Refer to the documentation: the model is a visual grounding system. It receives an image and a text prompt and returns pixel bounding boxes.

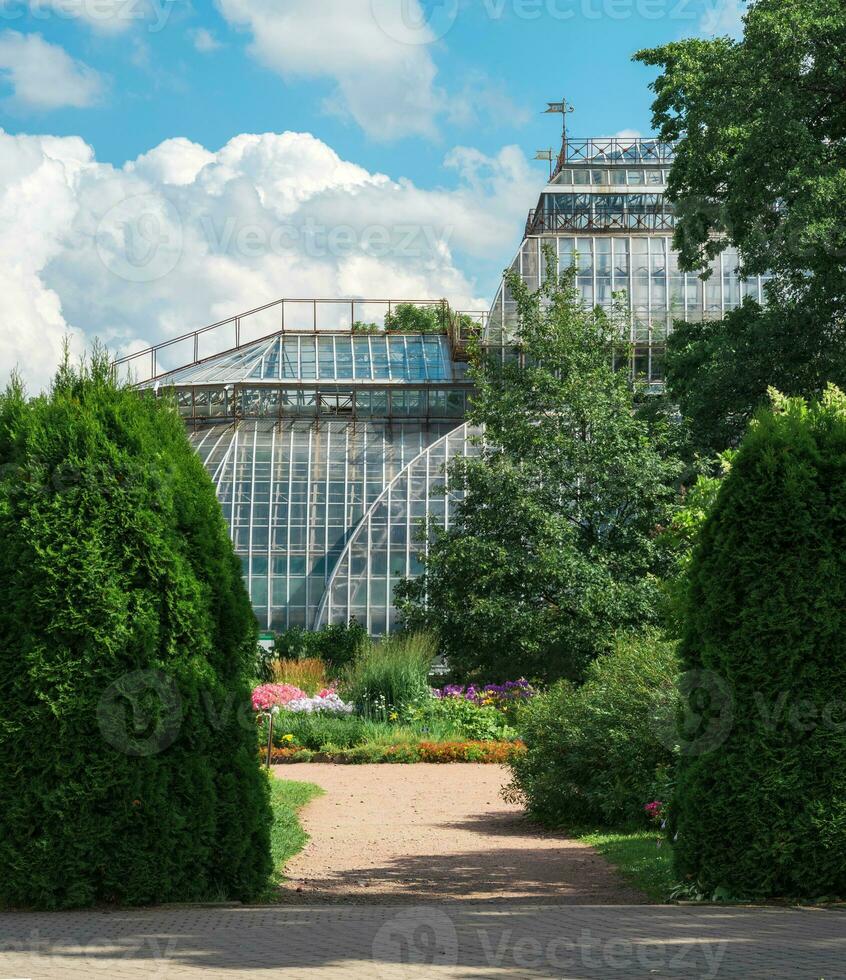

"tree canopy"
[397,259,679,683]
[636,0,846,453]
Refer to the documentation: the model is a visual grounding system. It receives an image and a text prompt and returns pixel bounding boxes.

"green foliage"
[272,620,367,673]
[384,303,446,334]
[0,353,272,909]
[398,260,680,683]
[402,696,517,742]
[665,300,846,456]
[673,386,846,899]
[506,632,680,828]
[351,320,381,334]
[339,632,436,718]
[636,0,846,453]
[267,705,514,752]
[659,452,734,636]
[273,713,377,750]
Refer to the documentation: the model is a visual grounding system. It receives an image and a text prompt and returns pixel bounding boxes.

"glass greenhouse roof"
[153,332,457,386]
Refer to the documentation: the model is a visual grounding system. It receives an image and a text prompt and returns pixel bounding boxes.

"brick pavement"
[1,902,844,979]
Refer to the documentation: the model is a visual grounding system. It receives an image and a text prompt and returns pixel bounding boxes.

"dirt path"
[273,763,647,904]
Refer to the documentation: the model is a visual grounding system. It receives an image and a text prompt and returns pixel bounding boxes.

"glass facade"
[139,315,475,631]
[315,424,480,633]
[487,137,770,385]
[189,417,471,630]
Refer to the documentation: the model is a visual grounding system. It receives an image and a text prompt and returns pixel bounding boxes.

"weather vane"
[535,99,575,180]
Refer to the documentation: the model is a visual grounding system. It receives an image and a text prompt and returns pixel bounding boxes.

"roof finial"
[544,98,575,148]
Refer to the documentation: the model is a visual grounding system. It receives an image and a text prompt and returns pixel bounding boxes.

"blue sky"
[0,0,743,387]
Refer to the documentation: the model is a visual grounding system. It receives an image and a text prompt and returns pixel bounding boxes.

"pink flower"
[251,684,308,712]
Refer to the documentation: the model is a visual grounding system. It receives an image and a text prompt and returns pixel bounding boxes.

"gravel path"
[274,763,647,904]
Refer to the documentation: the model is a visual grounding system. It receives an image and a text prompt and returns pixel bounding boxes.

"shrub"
[384,303,446,334]
[0,356,272,909]
[270,657,330,694]
[506,632,679,828]
[272,621,367,674]
[673,388,846,899]
[404,696,517,742]
[340,633,436,718]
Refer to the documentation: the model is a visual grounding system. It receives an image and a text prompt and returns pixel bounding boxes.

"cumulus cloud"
[0,131,90,385]
[0,31,104,109]
[0,128,537,391]
[215,0,447,140]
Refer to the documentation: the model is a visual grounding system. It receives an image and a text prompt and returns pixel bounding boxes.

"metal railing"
[446,309,487,361]
[553,138,676,178]
[112,297,451,386]
[526,208,677,236]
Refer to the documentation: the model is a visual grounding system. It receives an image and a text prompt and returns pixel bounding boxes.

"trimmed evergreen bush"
[673,387,846,899]
[0,355,272,909]
[506,632,679,827]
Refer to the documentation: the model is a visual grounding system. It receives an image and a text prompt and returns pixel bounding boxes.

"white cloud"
[0,131,90,385]
[215,0,445,140]
[0,31,104,109]
[0,128,538,392]
[188,27,223,53]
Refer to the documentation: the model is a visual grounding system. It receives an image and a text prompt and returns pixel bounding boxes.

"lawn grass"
[267,777,324,888]
[581,830,677,902]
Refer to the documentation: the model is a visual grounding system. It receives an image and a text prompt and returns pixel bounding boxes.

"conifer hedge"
[0,356,272,908]
[673,386,846,899]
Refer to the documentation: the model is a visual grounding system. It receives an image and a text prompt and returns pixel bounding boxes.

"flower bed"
[253,684,353,715]
[265,739,526,765]
[433,679,535,715]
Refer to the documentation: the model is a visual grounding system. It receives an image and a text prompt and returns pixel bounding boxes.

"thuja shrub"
[506,632,679,828]
[0,356,272,909]
[673,387,846,899]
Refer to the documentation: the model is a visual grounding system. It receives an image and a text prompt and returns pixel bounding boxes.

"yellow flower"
[389,711,399,721]
[282,734,295,742]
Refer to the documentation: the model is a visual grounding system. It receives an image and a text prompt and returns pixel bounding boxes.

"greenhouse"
[120,133,769,633]
[487,136,771,386]
[121,299,480,633]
